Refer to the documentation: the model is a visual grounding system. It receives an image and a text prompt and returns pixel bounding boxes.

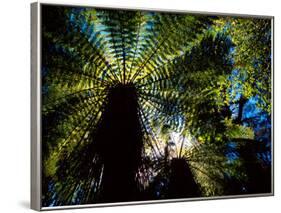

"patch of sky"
[226,141,239,163]
[227,68,271,163]
[69,13,75,23]
[68,9,99,44]
[81,21,88,33]
[228,69,246,118]
[242,97,262,120]
[242,96,271,128]
[226,152,239,164]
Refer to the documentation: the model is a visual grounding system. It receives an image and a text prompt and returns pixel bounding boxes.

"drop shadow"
[19,200,30,209]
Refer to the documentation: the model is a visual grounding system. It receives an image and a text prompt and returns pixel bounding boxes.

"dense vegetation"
[41,5,272,206]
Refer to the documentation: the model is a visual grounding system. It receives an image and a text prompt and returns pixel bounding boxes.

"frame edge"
[31,2,41,211]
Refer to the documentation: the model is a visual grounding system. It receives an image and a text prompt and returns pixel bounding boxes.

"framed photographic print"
[31,1,274,211]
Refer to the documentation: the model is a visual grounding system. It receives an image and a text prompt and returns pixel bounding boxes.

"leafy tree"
[41,5,272,206]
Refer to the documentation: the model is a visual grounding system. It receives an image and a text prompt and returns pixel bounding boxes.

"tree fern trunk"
[94,83,143,202]
[168,158,200,198]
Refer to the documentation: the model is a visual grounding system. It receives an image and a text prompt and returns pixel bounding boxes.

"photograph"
[39,4,272,208]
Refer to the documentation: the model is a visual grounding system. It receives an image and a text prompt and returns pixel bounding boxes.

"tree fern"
[41,5,272,206]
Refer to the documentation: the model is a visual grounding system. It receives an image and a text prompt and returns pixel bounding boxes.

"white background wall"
[0,0,279,212]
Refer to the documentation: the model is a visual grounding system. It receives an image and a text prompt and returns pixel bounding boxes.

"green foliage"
[214,17,272,113]
[41,5,272,206]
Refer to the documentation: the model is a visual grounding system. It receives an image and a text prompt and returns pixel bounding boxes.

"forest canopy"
[41,5,272,207]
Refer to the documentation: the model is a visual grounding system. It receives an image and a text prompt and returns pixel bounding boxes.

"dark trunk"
[236,139,272,194]
[94,83,143,202]
[235,96,247,124]
[168,158,200,198]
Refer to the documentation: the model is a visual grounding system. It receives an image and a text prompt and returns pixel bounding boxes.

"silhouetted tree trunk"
[94,83,143,202]
[235,96,248,124]
[168,158,200,198]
